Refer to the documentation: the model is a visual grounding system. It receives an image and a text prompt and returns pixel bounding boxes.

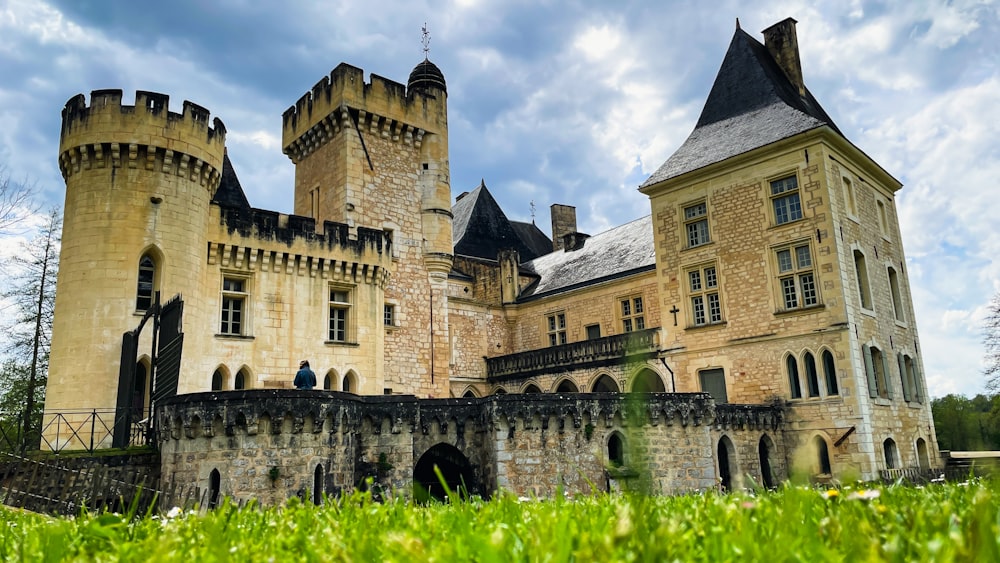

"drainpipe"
[659,357,676,392]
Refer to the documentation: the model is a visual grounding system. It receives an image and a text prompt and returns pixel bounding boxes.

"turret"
[279,58,452,397]
[48,90,226,422]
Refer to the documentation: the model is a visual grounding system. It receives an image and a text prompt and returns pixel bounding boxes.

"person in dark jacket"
[294,360,317,390]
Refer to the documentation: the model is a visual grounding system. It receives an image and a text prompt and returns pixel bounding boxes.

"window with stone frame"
[854,249,873,311]
[774,242,818,311]
[887,266,905,322]
[220,275,250,335]
[586,324,601,340]
[547,312,567,346]
[136,254,156,311]
[688,263,723,326]
[384,303,396,327]
[843,176,858,217]
[620,296,645,333]
[770,174,802,225]
[328,286,353,343]
[863,344,892,400]
[683,201,710,248]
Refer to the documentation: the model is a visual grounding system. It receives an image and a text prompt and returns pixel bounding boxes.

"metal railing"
[486,328,660,381]
[0,409,152,454]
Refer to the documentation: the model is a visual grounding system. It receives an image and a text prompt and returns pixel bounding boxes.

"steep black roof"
[212,152,252,209]
[452,181,548,261]
[510,221,553,258]
[641,27,842,187]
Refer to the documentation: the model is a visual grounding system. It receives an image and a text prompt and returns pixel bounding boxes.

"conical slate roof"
[641,27,841,187]
[212,152,251,209]
[452,181,549,261]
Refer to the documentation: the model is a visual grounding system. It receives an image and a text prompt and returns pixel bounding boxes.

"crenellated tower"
[48,90,226,417]
[281,59,452,397]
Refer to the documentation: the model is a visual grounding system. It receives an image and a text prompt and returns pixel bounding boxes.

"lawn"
[1,480,998,561]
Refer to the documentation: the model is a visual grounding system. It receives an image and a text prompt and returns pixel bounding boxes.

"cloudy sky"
[0,0,997,398]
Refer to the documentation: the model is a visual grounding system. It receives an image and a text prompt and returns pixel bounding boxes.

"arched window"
[897,353,912,402]
[814,436,831,475]
[523,384,542,394]
[804,353,820,397]
[631,368,665,393]
[853,249,872,310]
[787,355,802,399]
[883,438,899,470]
[313,464,324,505]
[822,351,838,395]
[493,387,507,395]
[323,370,336,391]
[717,436,737,492]
[916,438,930,471]
[136,254,156,311]
[234,369,248,390]
[462,389,478,398]
[759,435,776,489]
[555,379,579,393]
[208,468,221,510]
[591,374,619,393]
[211,369,224,391]
[342,371,357,393]
[132,361,148,419]
[608,433,625,466]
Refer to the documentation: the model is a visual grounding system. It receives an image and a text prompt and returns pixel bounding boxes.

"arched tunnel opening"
[413,443,476,502]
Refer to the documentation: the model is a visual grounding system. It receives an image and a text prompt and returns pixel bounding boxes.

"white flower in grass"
[166,506,183,519]
[846,489,881,501]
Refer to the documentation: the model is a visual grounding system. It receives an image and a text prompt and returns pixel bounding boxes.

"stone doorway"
[413,443,476,502]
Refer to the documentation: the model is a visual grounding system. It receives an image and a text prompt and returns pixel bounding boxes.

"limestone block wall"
[178,207,393,395]
[509,273,660,354]
[49,90,225,415]
[157,390,785,503]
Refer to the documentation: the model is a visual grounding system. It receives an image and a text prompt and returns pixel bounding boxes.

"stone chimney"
[762,18,805,96]
[550,204,577,252]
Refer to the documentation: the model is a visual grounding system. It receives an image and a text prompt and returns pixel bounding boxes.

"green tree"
[932,393,1000,451]
[0,208,60,450]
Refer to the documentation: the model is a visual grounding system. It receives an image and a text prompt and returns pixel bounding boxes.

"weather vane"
[530,200,536,223]
[421,23,431,60]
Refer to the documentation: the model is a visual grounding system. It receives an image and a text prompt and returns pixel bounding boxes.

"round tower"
[47,90,226,419]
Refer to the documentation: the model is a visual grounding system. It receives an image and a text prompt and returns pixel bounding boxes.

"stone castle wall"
[157,391,784,502]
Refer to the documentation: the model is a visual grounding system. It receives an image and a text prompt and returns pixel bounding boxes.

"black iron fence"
[0,409,152,455]
[486,328,661,381]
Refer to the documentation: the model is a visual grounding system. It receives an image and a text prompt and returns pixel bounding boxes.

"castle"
[44,18,939,501]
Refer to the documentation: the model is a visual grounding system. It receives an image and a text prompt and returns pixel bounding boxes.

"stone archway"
[631,368,665,393]
[413,443,476,502]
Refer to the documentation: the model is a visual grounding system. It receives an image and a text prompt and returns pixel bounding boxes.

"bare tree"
[1,208,60,447]
[0,164,38,235]
[985,292,1000,392]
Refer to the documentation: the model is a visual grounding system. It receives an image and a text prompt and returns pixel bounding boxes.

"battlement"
[281,63,445,162]
[156,390,734,443]
[58,90,227,184]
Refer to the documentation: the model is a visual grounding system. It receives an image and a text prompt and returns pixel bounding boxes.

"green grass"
[2,480,999,562]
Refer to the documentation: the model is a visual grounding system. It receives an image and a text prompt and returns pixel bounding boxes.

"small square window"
[329,286,353,342]
[683,202,710,248]
[547,312,567,346]
[770,175,802,225]
[621,296,645,333]
[586,324,601,340]
[774,243,819,311]
[687,264,723,326]
[220,275,250,335]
